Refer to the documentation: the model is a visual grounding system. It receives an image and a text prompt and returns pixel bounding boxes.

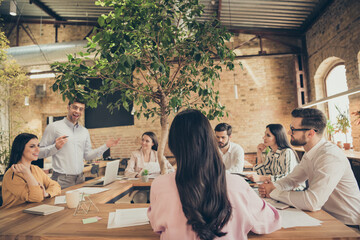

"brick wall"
[6,19,309,158]
[306,0,360,150]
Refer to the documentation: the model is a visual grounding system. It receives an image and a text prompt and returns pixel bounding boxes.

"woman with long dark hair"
[125,132,173,178]
[247,124,300,183]
[148,109,280,239]
[1,133,61,209]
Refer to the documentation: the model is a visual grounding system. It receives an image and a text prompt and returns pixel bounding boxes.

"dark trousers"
[51,171,85,189]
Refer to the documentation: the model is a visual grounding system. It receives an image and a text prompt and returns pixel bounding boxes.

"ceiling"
[0,0,333,36]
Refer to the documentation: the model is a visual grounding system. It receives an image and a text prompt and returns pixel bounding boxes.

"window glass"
[325,65,352,146]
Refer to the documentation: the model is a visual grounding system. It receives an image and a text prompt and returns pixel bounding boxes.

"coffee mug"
[66,190,80,208]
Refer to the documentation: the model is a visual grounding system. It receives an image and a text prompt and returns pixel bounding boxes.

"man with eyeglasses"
[259,108,360,228]
[39,99,120,189]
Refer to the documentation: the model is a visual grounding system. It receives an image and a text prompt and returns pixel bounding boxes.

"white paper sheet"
[107,208,149,229]
[54,195,66,205]
[264,198,290,210]
[75,187,109,195]
[278,208,322,228]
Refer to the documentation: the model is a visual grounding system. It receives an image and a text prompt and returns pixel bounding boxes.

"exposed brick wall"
[6,17,319,158]
[306,0,360,150]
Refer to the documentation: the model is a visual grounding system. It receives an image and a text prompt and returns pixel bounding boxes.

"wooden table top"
[1,178,359,240]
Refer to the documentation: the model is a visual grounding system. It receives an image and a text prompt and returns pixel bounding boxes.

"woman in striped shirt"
[247,124,299,183]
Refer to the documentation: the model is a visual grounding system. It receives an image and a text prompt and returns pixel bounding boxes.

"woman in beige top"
[125,132,174,178]
[1,133,61,209]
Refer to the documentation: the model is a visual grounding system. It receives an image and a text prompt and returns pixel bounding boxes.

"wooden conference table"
[0,178,359,240]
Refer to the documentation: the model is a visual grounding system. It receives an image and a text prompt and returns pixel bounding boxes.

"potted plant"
[326,120,335,142]
[335,106,351,150]
[141,169,149,183]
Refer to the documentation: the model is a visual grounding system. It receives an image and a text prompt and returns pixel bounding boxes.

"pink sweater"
[148,173,281,240]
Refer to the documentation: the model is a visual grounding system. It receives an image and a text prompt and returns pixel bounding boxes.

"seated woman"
[1,133,61,209]
[247,124,300,183]
[148,109,280,239]
[124,131,174,178]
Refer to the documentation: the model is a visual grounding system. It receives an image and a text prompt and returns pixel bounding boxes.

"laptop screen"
[103,160,120,185]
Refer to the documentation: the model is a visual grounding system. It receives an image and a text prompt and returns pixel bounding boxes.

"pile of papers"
[107,208,149,229]
[278,208,322,228]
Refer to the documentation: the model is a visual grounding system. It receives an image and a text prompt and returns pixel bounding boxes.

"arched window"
[325,64,352,146]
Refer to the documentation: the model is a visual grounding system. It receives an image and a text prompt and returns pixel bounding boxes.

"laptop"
[84,160,120,187]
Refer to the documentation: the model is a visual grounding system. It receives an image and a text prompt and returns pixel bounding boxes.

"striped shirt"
[253,148,299,182]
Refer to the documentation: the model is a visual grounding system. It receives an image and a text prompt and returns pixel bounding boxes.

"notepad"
[23,204,64,215]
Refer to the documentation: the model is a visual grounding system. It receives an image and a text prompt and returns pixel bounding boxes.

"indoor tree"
[51,0,237,173]
[0,28,30,173]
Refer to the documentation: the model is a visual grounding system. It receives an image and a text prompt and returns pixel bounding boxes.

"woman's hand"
[40,184,49,198]
[247,174,261,182]
[11,163,39,186]
[11,163,31,175]
[257,143,267,153]
[247,174,270,182]
[135,168,143,178]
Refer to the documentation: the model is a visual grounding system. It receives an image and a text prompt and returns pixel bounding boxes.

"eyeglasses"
[290,126,318,134]
[70,104,85,112]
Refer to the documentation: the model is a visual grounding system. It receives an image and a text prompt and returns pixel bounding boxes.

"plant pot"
[141,175,149,182]
[343,143,351,150]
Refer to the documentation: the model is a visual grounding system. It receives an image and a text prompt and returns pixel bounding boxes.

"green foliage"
[141,169,149,176]
[335,105,351,143]
[326,120,335,142]
[0,28,30,173]
[51,0,236,121]
[264,146,271,155]
[0,131,10,174]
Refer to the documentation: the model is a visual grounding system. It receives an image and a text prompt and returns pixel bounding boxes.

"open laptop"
[84,160,120,187]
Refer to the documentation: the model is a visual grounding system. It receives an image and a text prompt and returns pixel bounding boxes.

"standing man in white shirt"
[214,123,245,173]
[259,108,360,227]
[39,99,120,189]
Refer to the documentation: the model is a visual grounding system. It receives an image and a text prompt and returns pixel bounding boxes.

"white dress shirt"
[270,138,360,225]
[39,118,108,175]
[220,142,245,174]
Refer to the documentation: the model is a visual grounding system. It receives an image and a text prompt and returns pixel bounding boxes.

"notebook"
[23,204,64,215]
[84,160,120,187]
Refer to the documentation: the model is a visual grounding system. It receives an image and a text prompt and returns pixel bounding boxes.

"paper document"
[264,198,290,210]
[278,208,322,228]
[107,208,149,229]
[75,187,109,195]
[54,195,66,205]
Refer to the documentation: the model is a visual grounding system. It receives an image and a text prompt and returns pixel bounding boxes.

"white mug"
[66,191,80,208]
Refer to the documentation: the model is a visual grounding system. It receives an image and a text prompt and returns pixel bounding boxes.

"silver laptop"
[84,160,120,187]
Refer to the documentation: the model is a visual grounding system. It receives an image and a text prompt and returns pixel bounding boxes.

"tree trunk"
[158,94,169,175]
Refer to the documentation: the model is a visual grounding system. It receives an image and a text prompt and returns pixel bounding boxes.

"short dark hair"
[68,98,85,106]
[142,132,158,151]
[291,108,327,135]
[6,133,38,172]
[214,123,232,136]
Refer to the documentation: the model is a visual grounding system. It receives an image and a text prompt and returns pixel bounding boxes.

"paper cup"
[66,191,80,208]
